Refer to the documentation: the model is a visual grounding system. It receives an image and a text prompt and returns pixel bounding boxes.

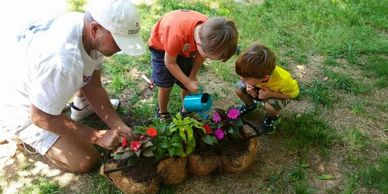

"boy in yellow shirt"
[235,43,299,134]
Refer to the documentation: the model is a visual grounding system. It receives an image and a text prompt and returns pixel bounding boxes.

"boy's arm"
[165,53,198,92]
[188,54,205,80]
[259,86,293,100]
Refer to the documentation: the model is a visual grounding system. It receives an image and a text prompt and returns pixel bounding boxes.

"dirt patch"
[289,55,326,85]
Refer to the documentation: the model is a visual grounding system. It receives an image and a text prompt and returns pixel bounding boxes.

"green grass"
[341,128,368,165]
[303,80,336,107]
[278,111,337,152]
[360,55,388,88]
[89,173,122,194]
[361,156,388,193]
[21,179,64,194]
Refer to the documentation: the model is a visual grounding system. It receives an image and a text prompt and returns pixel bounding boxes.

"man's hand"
[258,86,273,100]
[94,129,123,150]
[246,83,258,98]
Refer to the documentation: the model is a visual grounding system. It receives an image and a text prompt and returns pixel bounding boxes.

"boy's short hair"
[199,17,238,62]
[235,43,276,79]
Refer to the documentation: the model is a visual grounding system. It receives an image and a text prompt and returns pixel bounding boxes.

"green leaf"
[127,158,136,166]
[202,135,214,145]
[227,127,234,134]
[143,141,153,148]
[318,174,336,180]
[179,128,187,143]
[142,149,154,157]
[114,151,134,160]
[135,150,141,157]
[160,142,169,149]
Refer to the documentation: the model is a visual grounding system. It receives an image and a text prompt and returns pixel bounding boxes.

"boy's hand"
[258,86,273,99]
[185,80,199,92]
[246,84,258,98]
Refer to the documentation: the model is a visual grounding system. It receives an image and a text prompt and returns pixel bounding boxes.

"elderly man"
[0,0,145,173]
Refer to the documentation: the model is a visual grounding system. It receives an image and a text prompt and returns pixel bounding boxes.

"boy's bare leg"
[235,88,255,106]
[158,87,172,113]
[45,137,100,173]
[264,102,279,116]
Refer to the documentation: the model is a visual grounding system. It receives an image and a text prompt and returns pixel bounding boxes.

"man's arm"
[31,105,119,150]
[80,69,132,135]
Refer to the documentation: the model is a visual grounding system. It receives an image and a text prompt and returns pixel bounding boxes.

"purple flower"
[213,112,222,123]
[227,108,240,120]
[214,128,225,140]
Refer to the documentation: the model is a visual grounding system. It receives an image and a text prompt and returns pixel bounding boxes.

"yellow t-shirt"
[255,66,299,98]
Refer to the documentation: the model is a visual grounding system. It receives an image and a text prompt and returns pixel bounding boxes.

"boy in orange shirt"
[148,10,238,120]
[235,43,299,134]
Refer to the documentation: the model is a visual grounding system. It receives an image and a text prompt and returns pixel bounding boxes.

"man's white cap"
[86,0,146,56]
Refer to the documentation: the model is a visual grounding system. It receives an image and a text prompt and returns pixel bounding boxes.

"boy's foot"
[238,102,257,116]
[156,108,172,122]
[260,114,278,135]
[179,109,192,118]
[70,99,120,121]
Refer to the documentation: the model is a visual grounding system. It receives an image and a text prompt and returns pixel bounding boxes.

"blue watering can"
[183,86,212,118]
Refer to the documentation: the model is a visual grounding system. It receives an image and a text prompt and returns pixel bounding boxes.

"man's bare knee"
[46,137,101,173]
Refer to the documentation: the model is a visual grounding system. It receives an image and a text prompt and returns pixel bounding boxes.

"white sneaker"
[70,99,120,121]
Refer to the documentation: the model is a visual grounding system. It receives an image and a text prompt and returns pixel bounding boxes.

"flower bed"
[102,107,260,193]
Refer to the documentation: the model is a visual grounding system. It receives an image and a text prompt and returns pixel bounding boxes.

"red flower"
[121,137,128,147]
[203,124,212,134]
[146,128,158,137]
[130,140,141,151]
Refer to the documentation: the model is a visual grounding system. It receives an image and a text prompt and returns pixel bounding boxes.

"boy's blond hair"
[199,17,238,62]
[235,43,276,79]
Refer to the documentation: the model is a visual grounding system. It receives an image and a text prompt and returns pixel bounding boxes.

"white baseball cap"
[86,0,146,56]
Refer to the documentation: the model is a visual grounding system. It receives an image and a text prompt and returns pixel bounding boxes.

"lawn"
[1,0,387,193]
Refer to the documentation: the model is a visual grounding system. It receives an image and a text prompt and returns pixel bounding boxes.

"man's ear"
[89,22,99,38]
[264,75,271,81]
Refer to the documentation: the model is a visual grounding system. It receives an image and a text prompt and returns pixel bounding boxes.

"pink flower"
[214,128,225,140]
[130,140,141,151]
[227,108,240,120]
[213,112,222,123]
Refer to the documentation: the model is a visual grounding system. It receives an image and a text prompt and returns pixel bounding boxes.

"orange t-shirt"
[148,10,208,58]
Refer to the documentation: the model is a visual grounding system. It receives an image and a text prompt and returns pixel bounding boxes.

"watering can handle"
[191,85,203,94]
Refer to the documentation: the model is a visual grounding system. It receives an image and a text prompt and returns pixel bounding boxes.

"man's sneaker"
[238,102,257,116]
[70,99,120,121]
[260,114,278,135]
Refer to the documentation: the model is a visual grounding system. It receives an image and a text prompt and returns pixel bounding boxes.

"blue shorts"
[150,47,194,89]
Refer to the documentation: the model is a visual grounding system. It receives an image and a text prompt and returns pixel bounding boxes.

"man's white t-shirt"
[1,12,104,132]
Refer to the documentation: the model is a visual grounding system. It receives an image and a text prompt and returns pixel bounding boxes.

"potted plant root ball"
[102,157,159,194]
[101,132,161,194]
[204,108,261,173]
[157,157,188,184]
[220,134,260,173]
[188,150,220,176]
[188,124,221,176]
